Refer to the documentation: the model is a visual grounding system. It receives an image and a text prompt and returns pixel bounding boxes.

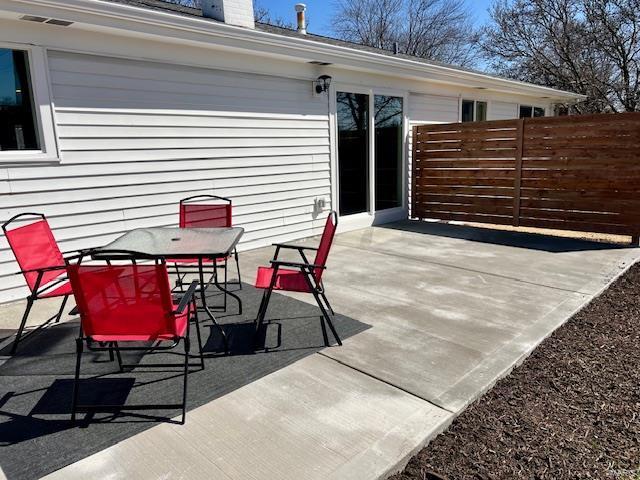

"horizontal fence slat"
[412,112,640,238]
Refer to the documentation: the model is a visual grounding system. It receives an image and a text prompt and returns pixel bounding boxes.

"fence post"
[411,125,419,220]
[513,118,525,227]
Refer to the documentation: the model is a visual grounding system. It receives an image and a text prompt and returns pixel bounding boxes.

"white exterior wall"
[492,101,519,120]
[0,51,330,302]
[408,93,460,124]
[0,11,562,304]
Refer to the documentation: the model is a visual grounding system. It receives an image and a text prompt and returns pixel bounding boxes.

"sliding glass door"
[374,95,403,210]
[336,90,405,218]
[336,91,370,216]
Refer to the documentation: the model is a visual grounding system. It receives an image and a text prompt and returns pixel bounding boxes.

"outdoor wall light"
[314,75,332,94]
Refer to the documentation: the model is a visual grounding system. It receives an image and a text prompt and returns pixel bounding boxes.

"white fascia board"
[3,0,586,101]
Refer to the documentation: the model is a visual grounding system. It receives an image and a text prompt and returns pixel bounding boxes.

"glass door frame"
[329,83,409,226]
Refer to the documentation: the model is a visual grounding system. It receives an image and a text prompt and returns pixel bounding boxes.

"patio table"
[95,227,244,353]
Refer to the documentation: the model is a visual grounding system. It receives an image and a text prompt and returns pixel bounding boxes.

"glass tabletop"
[97,227,244,259]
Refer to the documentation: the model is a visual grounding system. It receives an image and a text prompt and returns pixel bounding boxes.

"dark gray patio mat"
[0,285,369,480]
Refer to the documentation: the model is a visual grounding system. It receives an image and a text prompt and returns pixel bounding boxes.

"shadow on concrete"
[382,220,631,253]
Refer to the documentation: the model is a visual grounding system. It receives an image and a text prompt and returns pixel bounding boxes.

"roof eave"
[6,0,586,101]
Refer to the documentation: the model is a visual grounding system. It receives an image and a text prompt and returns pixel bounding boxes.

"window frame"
[460,99,488,122]
[0,43,58,164]
[519,104,546,118]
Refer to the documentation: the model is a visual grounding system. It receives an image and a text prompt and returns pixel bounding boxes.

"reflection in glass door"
[374,95,403,210]
[337,91,369,216]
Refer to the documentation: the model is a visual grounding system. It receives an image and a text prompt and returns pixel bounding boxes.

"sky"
[259,0,494,34]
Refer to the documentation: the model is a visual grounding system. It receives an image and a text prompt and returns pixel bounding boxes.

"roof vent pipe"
[295,3,307,34]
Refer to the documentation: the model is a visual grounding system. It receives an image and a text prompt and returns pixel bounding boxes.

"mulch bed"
[392,263,640,480]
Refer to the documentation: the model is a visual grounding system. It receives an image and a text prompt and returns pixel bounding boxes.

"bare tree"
[482,0,640,113]
[332,0,480,67]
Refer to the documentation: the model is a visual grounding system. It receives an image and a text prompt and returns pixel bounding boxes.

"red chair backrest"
[67,263,178,339]
[313,211,338,280]
[179,196,232,228]
[4,216,65,292]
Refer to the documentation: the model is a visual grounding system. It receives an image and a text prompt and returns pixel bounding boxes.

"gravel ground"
[391,262,640,480]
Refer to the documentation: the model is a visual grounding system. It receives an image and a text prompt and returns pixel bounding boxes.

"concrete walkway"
[4,221,637,480]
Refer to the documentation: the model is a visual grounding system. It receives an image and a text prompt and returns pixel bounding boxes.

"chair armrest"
[62,248,91,255]
[269,260,326,270]
[174,280,199,314]
[272,242,319,251]
[16,265,66,275]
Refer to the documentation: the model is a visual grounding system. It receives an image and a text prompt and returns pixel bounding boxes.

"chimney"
[295,3,307,34]
[201,0,255,29]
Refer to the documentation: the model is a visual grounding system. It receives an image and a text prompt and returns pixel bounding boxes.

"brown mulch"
[391,263,640,480]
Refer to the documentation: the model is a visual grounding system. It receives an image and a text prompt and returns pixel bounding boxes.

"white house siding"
[0,51,331,303]
[406,92,459,216]
[408,93,460,125]
[491,101,519,120]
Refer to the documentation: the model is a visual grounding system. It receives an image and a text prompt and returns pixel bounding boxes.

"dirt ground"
[391,263,640,480]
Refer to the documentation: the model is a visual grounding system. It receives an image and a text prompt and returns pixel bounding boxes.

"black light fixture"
[314,75,332,94]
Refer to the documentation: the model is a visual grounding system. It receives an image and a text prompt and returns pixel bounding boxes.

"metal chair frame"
[68,252,205,425]
[1,212,78,354]
[173,195,242,311]
[254,211,341,347]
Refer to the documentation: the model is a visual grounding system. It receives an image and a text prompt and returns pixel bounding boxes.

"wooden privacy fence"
[412,112,640,241]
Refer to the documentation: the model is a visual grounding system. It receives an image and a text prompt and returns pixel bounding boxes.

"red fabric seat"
[67,259,204,424]
[2,213,74,354]
[92,310,188,342]
[68,264,185,342]
[5,218,67,294]
[253,212,342,347]
[172,194,242,296]
[255,266,312,293]
[39,278,73,298]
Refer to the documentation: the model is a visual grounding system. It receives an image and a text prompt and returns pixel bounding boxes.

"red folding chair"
[172,195,242,304]
[2,213,74,354]
[254,211,342,347]
[66,254,204,424]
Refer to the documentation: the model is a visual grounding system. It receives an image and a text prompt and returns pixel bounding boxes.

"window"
[520,105,546,118]
[461,100,487,122]
[0,49,39,151]
[374,95,403,211]
[0,45,57,162]
[337,91,370,216]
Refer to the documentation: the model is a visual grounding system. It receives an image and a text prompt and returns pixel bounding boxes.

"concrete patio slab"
[2,220,638,480]
[336,221,638,295]
[41,355,452,480]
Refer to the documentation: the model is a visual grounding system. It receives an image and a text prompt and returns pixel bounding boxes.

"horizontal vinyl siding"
[408,93,459,124]
[0,51,331,303]
[491,101,518,120]
[407,93,459,217]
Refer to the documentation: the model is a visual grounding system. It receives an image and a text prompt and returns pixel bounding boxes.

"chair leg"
[311,290,342,347]
[193,301,205,369]
[71,338,83,422]
[223,260,228,311]
[255,287,274,331]
[234,249,242,290]
[174,265,186,293]
[10,296,35,355]
[113,342,124,372]
[181,337,190,425]
[319,290,335,316]
[55,295,69,323]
